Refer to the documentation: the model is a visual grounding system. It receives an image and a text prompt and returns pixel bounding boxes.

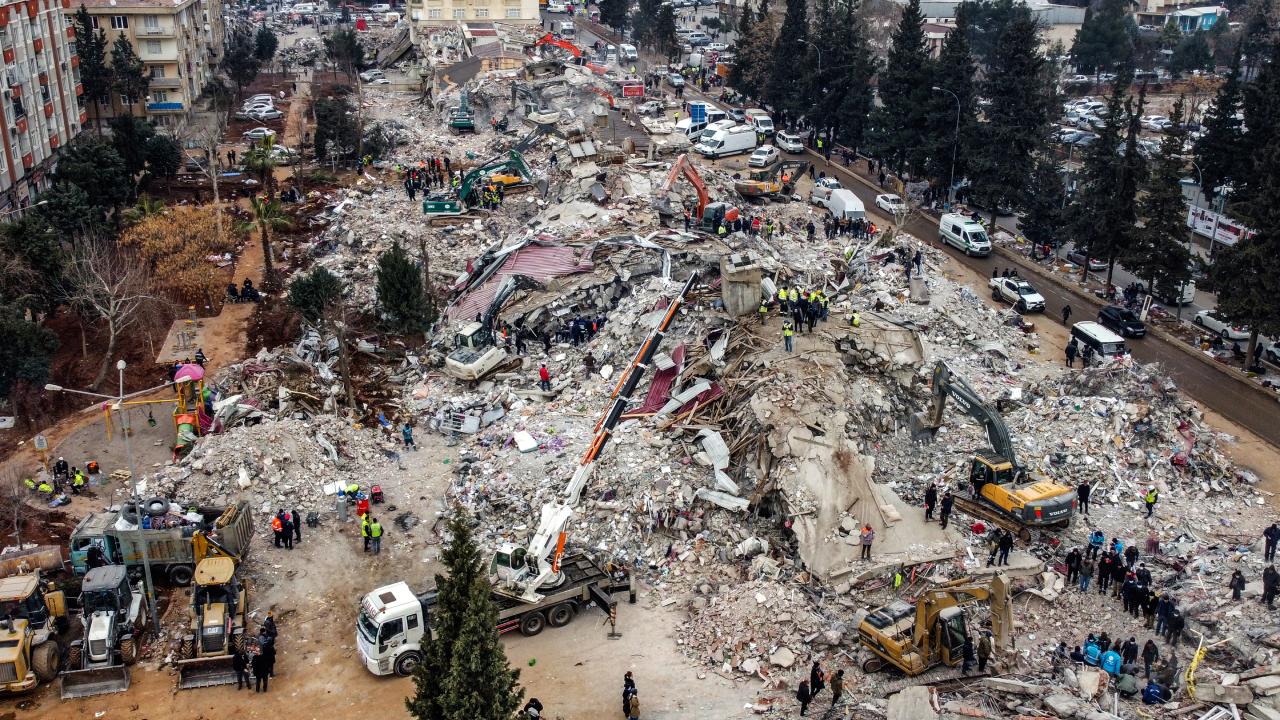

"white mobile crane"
[357,274,700,676]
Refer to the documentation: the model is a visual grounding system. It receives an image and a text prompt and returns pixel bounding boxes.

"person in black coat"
[924,483,938,521]
[292,509,303,542]
[232,648,250,690]
[1231,569,1246,600]
[251,649,270,692]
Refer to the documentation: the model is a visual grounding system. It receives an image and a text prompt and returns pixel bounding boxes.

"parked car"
[775,131,804,154]
[245,93,275,104]
[705,42,728,52]
[1065,249,1106,271]
[636,100,663,116]
[747,145,779,168]
[251,107,285,121]
[1194,309,1249,340]
[1072,131,1100,146]
[1140,115,1173,132]
[875,193,908,215]
[367,78,391,85]
[989,276,1046,312]
[236,103,274,119]
[242,127,277,141]
[726,107,746,123]
[667,73,685,88]
[546,0,566,10]
[1098,305,1146,338]
[359,69,385,82]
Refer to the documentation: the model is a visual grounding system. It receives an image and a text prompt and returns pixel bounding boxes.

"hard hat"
[1148,486,1155,491]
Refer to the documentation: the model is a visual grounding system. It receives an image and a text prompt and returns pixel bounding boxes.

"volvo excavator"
[859,574,1012,676]
[734,159,809,200]
[911,362,1075,539]
[655,154,740,232]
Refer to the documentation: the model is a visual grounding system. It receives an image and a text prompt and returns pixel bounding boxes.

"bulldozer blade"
[175,656,239,690]
[909,412,940,443]
[59,666,131,699]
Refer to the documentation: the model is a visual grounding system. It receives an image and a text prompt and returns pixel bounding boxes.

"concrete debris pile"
[278,36,324,68]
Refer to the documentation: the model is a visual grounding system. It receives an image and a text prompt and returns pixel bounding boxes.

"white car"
[705,42,728,52]
[236,103,274,119]
[249,108,284,121]
[747,145,779,168]
[667,73,685,88]
[1194,310,1249,340]
[775,131,804,154]
[636,100,663,116]
[875,193,908,215]
[242,127,277,141]
[546,1,566,10]
[246,93,275,104]
[359,69,385,82]
[367,78,391,85]
[1140,115,1172,132]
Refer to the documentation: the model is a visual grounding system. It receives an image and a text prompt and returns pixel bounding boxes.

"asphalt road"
[802,153,1280,449]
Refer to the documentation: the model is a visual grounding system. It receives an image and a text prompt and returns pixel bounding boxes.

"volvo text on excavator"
[910,362,1075,538]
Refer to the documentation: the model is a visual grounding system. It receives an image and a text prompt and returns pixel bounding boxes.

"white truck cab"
[356,582,432,677]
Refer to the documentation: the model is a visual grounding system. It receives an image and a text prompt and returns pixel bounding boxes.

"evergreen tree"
[924,17,978,193]
[968,9,1052,226]
[288,267,344,322]
[73,5,111,136]
[376,242,434,335]
[1240,0,1272,79]
[223,31,261,98]
[806,0,877,150]
[632,0,660,48]
[1069,0,1134,76]
[1069,70,1131,278]
[0,303,58,398]
[36,183,101,239]
[407,510,523,720]
[756,0,770,22]
[1168,33,1213,77]
[108,116,155,176]
[1241,42,1280,177]
[145,134,183,178]
[55,137,132,216]
[1193,44,1245,201]
[1020,159,1068,251]
[598,0,628,30]
[955,0,1025,68]
[654,4,680,59]
[0,216,64,312]
[765,0,808,118]
[1126,96,1192,301]
[110,35,148,114]
[325,28,365,76]
[869,0,932,175]
[254,24,279,65]
[732,13,776,101]
[315,96,359,162]
[1100,82,1148,285]
[727,5,754,91]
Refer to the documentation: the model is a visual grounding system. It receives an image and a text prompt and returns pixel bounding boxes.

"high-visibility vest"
[1145,490,1158,503]
[271,517,283,533]
[370,522,383,538]
[788,289,798,302]
[852,312,861,327]
[347,483,360,495]
[73,473,85,487]
[37,482,53,494]
[717,225,726,236]
[783,325,794,338]
[759,304,769,315]
[778,289,787,301]
[361,518,371,537]
[23,478,35,490]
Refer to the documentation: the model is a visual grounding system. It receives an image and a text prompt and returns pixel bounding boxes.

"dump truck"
[60,565,148,699]
[69,501,254,585]
[0,570,68,693]
[911,362,1075,539]
[175,554,248,689]
[858,573,1011,676]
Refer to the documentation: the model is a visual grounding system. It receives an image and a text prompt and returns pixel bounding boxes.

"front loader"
[60,564,148,699]
[175,552,248,689]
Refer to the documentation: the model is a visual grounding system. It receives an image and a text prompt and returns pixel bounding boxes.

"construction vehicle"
[448,89,476,133]
[0,570,67,693]
[443,275,534,381]
[60,565,148,699]
[532,32,608,75]
[69,501,254,585]
[174,537,248,690]
[911,362,1075,539]
[734,159,809,199]
[859,574,1012,676]
[655,154,741,231]
[359,274,698,676]
[422,148,543,225]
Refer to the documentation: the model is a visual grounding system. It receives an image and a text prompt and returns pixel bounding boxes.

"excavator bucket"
[59,665,131,699]
[909,411,940,442]
[175,655,239,690]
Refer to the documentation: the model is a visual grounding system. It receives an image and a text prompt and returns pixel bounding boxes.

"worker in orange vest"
[271,513,284,548]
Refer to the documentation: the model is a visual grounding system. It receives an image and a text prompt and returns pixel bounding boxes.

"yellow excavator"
[0,570,67,693]
[175,532,248,690]
[910,362,1076,539]
[859,573,1011,676]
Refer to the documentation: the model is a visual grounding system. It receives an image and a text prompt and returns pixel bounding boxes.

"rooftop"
[78,0,195,10]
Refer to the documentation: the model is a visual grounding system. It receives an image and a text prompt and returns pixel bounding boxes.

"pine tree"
[632,0,660,48]
[806,0,876,149]
[73,5,112,136]
[1069,67,1133,279]
[733,13,776,101]
[254,24,279,65]
[869,0,932,176]
[288,267,344,322]
[756,0,770,22]
[1126,96,1192,301]
[1168,33,1213,78]
[376,242,434,335]
[924,18,978,193]
[598,0,628,31]
[1241,42,1280,180]
[766,0,808,118]
[1099,81,1148,286]
[1194,44,1245,201]
[654,4,680,60]
[968,8,1052,226]
[728,6,754,93]
[1020,159,1068,251]
[111,36,148,115]
[1069,0,1134,76]
[407,511,523,720]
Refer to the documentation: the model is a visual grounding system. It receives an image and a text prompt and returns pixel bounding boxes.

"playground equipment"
[172,364,217,458]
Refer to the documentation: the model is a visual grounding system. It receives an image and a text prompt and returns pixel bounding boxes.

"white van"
[291,2,318,12]
[938,213,992,256]
[823,189,865,221]
[558,21,575,37]
[1071,321,1128,358]
[744,109,774,138]
[695,124,757,158]
[696,120,736,145]
[619,44,638,62]
[675,117,709,139]
[369,3,391,11]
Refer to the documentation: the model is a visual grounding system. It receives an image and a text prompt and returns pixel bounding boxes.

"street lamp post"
[45,362,177,632]
[932,86,959,207]
[798,40,827,149]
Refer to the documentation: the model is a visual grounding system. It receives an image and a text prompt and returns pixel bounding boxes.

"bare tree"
[61,238,160,389]
[0,464,30,547]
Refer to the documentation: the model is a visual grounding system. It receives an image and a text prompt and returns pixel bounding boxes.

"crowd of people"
[231,611,281,693]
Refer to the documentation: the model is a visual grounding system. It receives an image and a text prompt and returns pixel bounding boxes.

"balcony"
[138,26,176,38]
[148,77,180,89]
[146,101,184,113]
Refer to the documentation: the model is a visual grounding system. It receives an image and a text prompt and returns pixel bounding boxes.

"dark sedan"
[1098,305,1146,338]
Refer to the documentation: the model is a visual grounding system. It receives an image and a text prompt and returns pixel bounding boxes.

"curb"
[810,150,1280,408]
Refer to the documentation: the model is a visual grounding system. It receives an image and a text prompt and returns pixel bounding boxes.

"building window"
[505,7,519,17]
[39,85,49,104]
[143,15,159,29]
[475,7,487,17]
[12,97,25,119]
[111,16,128,30]
[428,8,441,17]
[149,65,165,78]
[146,40,161,54]
[90,16,99,29]
[120,93,134,106]
[452,8,464,18]
[151,90,168,101]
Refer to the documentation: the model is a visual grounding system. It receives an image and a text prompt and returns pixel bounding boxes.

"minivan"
[619,44,638,62]
[1071,321,1128,358]
[938,213,992,256]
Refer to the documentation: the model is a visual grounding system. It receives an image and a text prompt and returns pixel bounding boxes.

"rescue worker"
[758,301,769,325]
[777,286,788,312]
[851,311,861,328]
[361,514,372,553]
[23,476,36,492]
[37,479,54,495]
[369,517,384,555]
[271,513,284,548]
[72,468,85,495]
[783,321,794,352]
[1144,486,1159,518]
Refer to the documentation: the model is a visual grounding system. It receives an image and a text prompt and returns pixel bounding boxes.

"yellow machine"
[0,571,67,692]
[858,574,1011,676]
[175,534,248,690]
[911,362,1076,537]
[733,160,809,199]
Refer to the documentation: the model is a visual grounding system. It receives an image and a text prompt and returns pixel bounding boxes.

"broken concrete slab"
[1200,682,1255,705]
[769,646,795,668]
[888,686,938,720]
[980,678,1046,697]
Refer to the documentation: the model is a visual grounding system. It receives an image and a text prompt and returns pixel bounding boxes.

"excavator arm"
[533,32,583,58]
[911,575,1012,655]
[662,154,709,219]
[909,362,1017,467]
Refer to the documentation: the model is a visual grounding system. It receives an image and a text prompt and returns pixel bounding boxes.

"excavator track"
[428,213,478,227]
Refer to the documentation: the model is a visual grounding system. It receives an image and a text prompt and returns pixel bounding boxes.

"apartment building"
[405,0,541,33]
[80,0,224,132]
[0,0,84,212]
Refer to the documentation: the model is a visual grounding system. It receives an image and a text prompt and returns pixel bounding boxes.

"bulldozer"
[0,570,67,693]
[175,534,248,689]
[910,361,1075,539]
[858,573,1012,676]
[60,565,148,699]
